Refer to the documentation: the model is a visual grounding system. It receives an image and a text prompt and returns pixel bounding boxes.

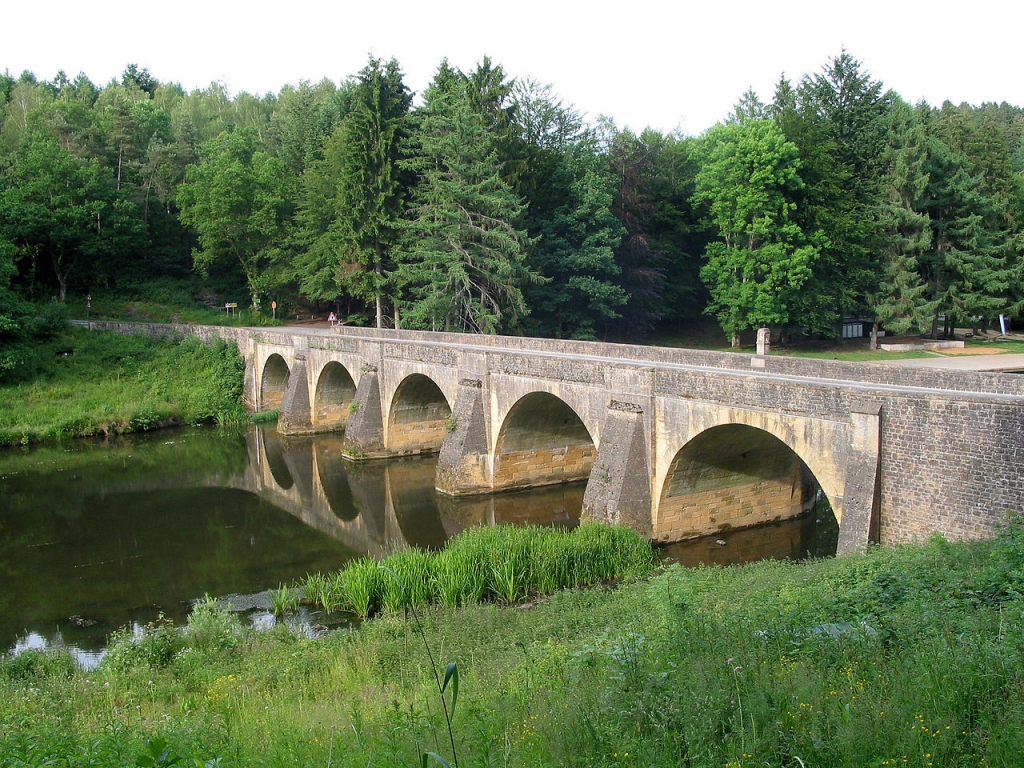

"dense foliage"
[2,53,1023,345]
[2,523,1024,766]
[0,328,246,444]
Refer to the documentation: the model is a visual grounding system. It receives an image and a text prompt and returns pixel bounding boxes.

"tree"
[177,127,295,303]
[522,142,626,339]
[640,129,707,326]
[693,120,819,346]
[270,79,348,175]
[787,52,892,330]
[921,127,1010,337]
[330,57,412,327]
[396,71,537,333]
[606,127,663,339]
[0,128,113,301]
[0,235,33,374]
[872,99,932,337]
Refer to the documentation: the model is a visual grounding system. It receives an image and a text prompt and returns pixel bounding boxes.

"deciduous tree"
[177,127,295,303]
[694,120,819,345]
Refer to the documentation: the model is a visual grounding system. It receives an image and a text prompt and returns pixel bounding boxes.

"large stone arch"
[260,354,291,412]
[313,361,357,428]
[654,423,832,543]
[492,391,596,491]
[387,373,452,453]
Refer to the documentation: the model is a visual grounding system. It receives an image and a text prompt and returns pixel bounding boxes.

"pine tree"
[396,72,537,334]
[333,57,412,327]
[872,99,932,337]
[921,120,1010,336]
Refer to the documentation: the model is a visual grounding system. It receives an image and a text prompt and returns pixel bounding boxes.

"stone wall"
[493,444,596,490]
[658,476,809,542]
[387,420,449,453]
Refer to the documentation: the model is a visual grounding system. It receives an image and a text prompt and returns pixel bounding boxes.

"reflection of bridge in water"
[232,427,582,558]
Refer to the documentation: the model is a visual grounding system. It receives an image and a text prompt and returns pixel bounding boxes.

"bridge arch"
[493,392,596,491]
[387,373,452,453]
[260,354,291,411]
[655,423,833,543]
[313,362,357,428]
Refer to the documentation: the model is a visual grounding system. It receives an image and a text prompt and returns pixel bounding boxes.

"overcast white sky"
[5,0,1021,136]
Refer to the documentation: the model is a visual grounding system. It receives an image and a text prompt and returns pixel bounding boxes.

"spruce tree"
[396,71,537,334]
[872,99,932,337]
[333,57,412,327]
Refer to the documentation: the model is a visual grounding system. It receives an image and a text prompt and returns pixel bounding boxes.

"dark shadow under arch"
[387,374,452,453]
[658,424,835,551]
[261,354,290,412]
[493,392,595,490]
[313,362,356,427]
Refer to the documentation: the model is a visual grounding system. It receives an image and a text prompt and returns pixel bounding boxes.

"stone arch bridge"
[93,322,1024,554]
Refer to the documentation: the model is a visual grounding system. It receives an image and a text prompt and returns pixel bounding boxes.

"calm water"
[0,425,583,659]
[0,425,835,662]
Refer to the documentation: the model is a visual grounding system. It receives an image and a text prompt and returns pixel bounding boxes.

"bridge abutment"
[436,378,492,495]
[344,365,385,457]
[582,400,652,536]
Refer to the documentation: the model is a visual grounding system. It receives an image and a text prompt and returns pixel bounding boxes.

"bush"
[102,615,184,672]
[0,649,77,682]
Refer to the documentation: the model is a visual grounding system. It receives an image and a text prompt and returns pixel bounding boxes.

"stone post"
[756,327,771,356]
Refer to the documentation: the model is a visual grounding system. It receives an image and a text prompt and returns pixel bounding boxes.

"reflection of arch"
[315,441,357,521]
[656,424,827,542]
[261,354,290,411]
[388,457,448,550]
[387,374,452,452]
[313,362,356,427]
[262,429,294,490]
[493,392,595,490]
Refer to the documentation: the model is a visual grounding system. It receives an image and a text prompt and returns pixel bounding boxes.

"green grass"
[3,523,1024,766]
[64,280,287,327]
[0,328,248,445]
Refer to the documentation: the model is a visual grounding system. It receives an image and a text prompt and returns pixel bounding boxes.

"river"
[0,425,836,663]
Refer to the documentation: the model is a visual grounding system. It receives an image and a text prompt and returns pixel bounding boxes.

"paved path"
[881,353,1024,372]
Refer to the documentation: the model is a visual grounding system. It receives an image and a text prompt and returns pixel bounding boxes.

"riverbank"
[3,525,1022,767]
[0,328,248,446]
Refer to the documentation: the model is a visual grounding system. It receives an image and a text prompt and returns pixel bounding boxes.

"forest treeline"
[2,52,1023,354]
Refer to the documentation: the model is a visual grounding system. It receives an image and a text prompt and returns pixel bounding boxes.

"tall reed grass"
[302,523,656,618]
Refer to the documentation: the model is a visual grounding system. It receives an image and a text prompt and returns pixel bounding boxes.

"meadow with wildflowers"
[2,522,1023,767]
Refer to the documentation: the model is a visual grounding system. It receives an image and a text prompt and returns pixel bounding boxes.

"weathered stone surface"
[277,360,313,434]
[836,403,881,554]
[583,403,651,536]
[436,379,491,495]
[344,368,384,455]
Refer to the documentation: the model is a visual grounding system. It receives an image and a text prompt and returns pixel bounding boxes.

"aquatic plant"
[301,522,656,620]
[268,584,300,617]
